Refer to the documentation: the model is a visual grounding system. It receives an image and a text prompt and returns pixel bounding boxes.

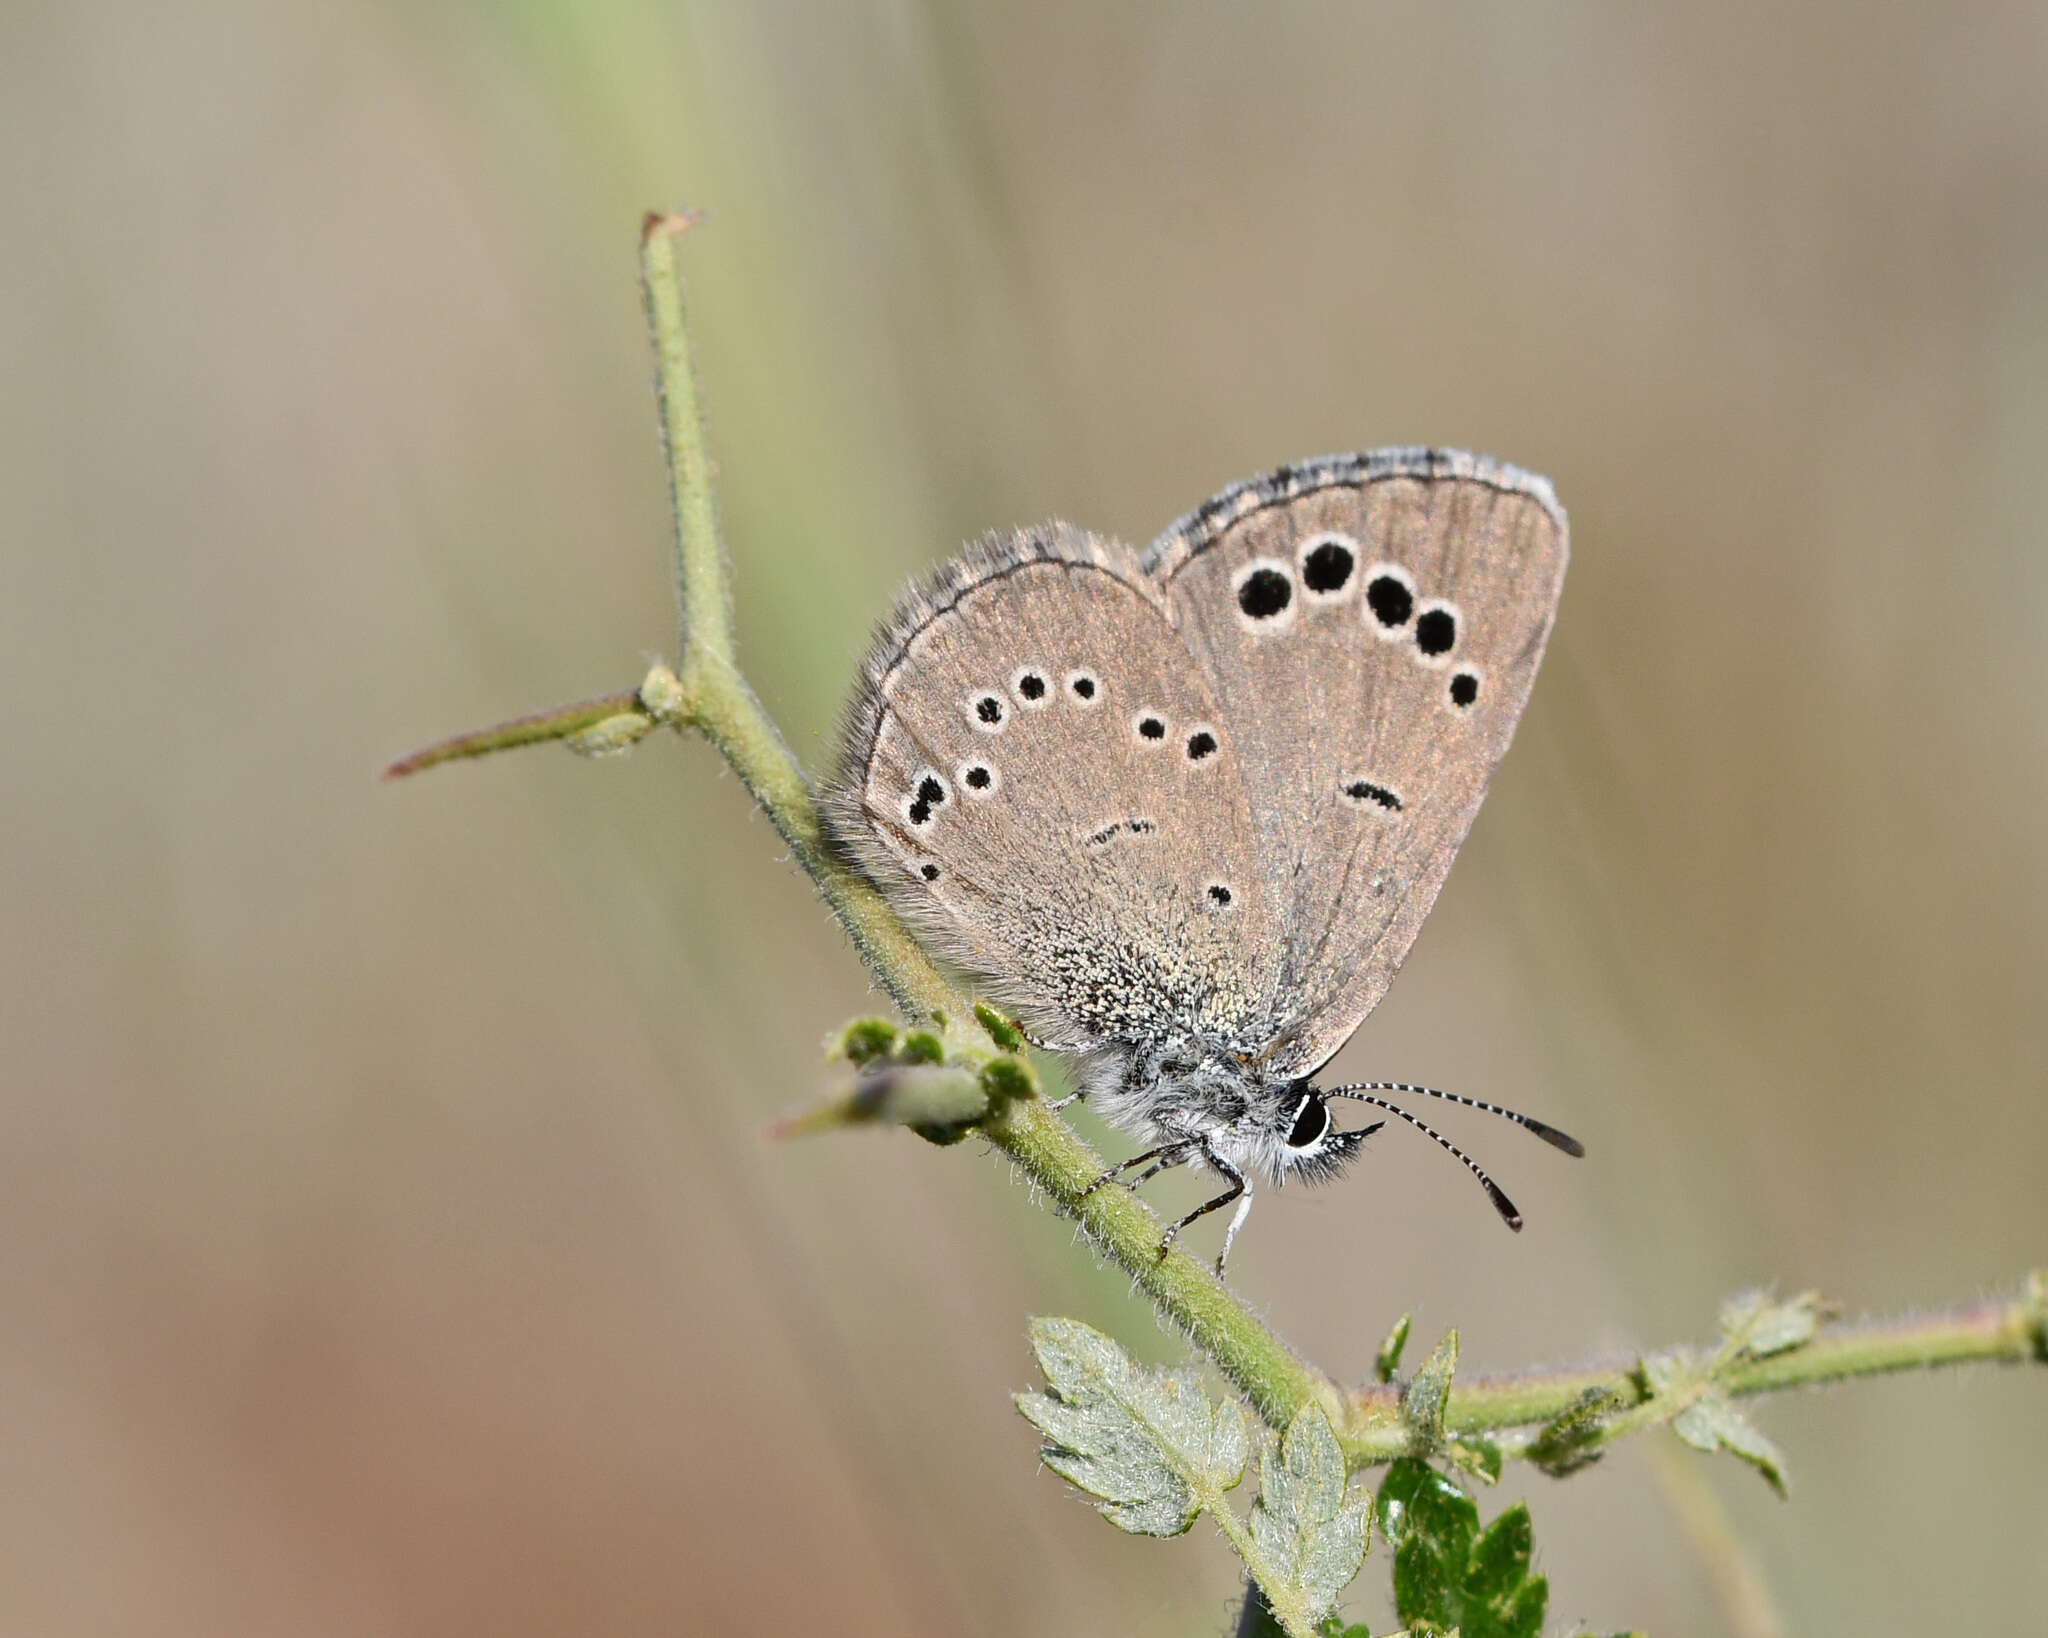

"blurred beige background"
[4,3,2044,1633]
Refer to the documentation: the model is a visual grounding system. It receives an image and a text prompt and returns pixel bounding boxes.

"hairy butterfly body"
[826,449,1579,1271]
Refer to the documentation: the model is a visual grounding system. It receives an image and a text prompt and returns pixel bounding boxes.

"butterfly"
[825,449,1580,1271]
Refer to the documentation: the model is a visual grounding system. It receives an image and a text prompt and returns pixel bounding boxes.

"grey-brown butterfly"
[825,449,1581,1273]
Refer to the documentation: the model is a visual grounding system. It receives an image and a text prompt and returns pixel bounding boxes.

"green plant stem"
[381,690,643,779]
[1340,1276,2047,1464]
[639,211,733,675]
[988,1097,1341,1432]
[657,211,1339,1428]
[388,211,2045,1477]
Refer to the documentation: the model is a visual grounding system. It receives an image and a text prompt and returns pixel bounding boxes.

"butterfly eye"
[1285,1093,1330,1150]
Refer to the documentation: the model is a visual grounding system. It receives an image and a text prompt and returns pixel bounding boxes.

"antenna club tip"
[1535,1123,1587,1158]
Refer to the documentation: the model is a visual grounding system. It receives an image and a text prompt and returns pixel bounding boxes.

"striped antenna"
[1321,1080,1584,1156]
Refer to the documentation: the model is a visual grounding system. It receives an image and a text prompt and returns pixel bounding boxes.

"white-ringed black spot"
[1412,599,1460,663]
[1299,532,1358,599]
[1363,562,1416,636]
[1233,558,1295,627]
[1012,665,1050,707]
[1206,883,1234,908]
[906,769,948,827]
[958,760,998,798]
[920,863,940,882]
[1449,669,1481,709]
[1134,711,1168,743]
[969,691,1007,732]
[1343,780,1403,813]
[1185,727,1218,762]
[1066,668,1100,704]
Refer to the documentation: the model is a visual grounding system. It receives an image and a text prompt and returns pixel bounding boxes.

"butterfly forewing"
[827,524,1279,1050]
[1142,451,1567,1076]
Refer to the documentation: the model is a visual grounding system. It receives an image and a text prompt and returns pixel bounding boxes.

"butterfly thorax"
[1088,1035,1365,1188]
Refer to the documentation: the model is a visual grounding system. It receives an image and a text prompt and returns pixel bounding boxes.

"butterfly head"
[1260,1080,1380,1186]
[1167,1059,1379,1186]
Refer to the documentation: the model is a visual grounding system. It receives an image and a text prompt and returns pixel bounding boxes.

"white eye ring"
[1283,1092,1331,1151]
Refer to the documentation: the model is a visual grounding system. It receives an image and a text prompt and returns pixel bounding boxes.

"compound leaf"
[1016,1317,1247,1537]
[1249,1404,1371,1624]
[1671,1390,1790,1496]
[1376,1458,1548,1638]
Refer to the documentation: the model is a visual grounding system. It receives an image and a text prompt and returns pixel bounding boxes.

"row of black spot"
[970,667,1097,732]
[1132,713,1218,764]
[1231,537,1483,709]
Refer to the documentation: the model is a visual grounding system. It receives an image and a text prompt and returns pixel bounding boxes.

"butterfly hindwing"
[1142,450,1568,1075]
[826,524,1278,1050]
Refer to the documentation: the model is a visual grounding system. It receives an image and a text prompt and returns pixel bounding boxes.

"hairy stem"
[388,211,2045,1476]
[381,690,643,779]
[638,210,1338,1427]
[1340,1275,2047,1465]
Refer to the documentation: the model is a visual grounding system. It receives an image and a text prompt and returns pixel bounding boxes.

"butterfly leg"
[1047,1090,1087,1111]
[1157,1150,1248,1269]
[1079,1142,1190,1199]
[1214,1180,1256,1276]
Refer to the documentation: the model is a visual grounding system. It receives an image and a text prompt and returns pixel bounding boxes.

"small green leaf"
[898,1028,946,1065]
[833,1018,899,1065]
[978,1054,1036,1109]
[1375,1313,1413,1382]
[770,1062,988,1140]
[1400,1330,1458,1452]
[1526,1384,1624,1478]
[1016,1317,1248,1538]
[1249,1405,1371,1625]
[973,1001,1026,1051]
[1671,1391,1790,1496]
[634,660,688,722]
[1448,1435,1503,1485]
[1639,1349,1692,1396]
[565,709,656,757]
[1718,1288,1830,1358]
[1376,1459,1548,1638]
[1315,1620,1373,1638]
